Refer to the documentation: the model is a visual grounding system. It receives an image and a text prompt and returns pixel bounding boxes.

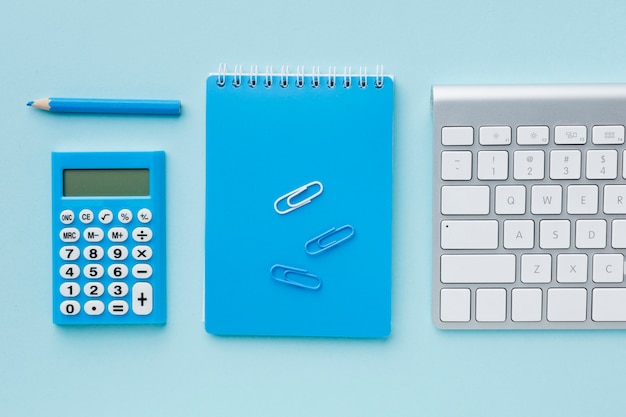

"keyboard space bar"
[441,254,516,283]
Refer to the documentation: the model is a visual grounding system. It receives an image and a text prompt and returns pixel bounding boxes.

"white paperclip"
[273,180,323,215]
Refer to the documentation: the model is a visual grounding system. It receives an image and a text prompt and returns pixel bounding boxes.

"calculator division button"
[516,126,549,145]
[440,254,516,283]
[84,282,105,297]
[118,209,132,224]
[475,288,506,322]
[511,288,542,322]
[132,227,153,242]
[441,126,473,146]
[108,228,128,242]
[440,220,498,249]
[108,264,129,279]
[84,300,105,315]
[60,264,80,279]
[132,246,153,261]
[440,288,470,322]
[137,208,152,224]
[60,209,75,224]
[132,283,153,315]
[441,151,472,180]
[98,209,113,224]
[79,209,94,224]
[59,246,80,261]
[60,300,80,316]
[479,126,511,145]
[132,264,153,279]
[592,125,624,145]
[547,288,587,322]
[84,227,104,242]
[441,186,489,215]
[83,246,104,261]
[107,245,128,260]
[592,288,626,321]
[59,228,80,242]
[108,301,129,315]
[554,126,587,144]
[108,282,129,297]
[83,264,104,279]
[59,282,80,298]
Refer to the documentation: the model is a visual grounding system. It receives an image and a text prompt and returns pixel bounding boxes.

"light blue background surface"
[2,1,626,416]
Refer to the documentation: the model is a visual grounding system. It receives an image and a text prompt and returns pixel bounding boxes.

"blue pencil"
[26,97,181,115]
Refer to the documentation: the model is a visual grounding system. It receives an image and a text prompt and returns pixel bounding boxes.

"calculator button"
[132,227,153,242]
[118,209,133,224]
[83,227,104,242]
[108,301,129,315]
[59,228,80,242]
[132,264,153,279]
[98,209,113,224]
[60,264,80,279]
[132,282,153,315]
[132,246,153,261]
[59,282,80,297]
[79,209,94,224]
[84,282,105,297]
[137,208,152,223]
[83,264,104,279]
[83,246,104,261]
[60,209,75,224]
[108,282,129,297]
[107,245,128,260]
[60,300,81,316]
[60,246,80,261]
[108,264,129,279]
[108,228,128,242]
[84,300,105,315]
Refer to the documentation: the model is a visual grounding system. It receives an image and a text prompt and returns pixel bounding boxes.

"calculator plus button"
[60,209,75,224]
[132,246,153,261]
[108,228,128,242]
[59,246,80,261]
[79,209,94,224]
[132,227,153,242]
[108,264,129,279]
[60,300,80,316]
[84,300,105,316]
[118,209,133,224]
[84,282,105,297]
[59,282,80,298]
[60,264,80,279]
[83,264,104,279]
[59,228,80,242]
[132,264,153,279]
[107,245,128,260]
[108,301,129,316]
[108,282,129,297]
[98,209,113,224]
[137,208,152,224]
[132,283,153,315]
[83,227,104,242]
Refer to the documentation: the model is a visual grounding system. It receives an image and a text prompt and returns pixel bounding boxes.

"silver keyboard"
[433,84,626,329]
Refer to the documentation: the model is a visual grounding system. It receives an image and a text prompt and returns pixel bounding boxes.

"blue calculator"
[52,152,166,325]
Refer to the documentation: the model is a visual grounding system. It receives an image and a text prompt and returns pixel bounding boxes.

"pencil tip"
[26,101,34,106]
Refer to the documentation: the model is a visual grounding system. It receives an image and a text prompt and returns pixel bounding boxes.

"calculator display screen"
[63,169,149,196]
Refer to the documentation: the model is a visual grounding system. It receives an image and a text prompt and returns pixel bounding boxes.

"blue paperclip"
[270,264,321,290]
[273,181,323,215]
[305,225,355,255]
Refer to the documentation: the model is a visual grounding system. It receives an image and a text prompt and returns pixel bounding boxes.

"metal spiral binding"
[215,64,386,89]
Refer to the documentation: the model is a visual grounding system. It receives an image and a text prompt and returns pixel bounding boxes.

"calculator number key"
[83,264,104,279]
[60,282,80,297]
[107,245,128,260]
[132,246,153,261]
[60,300,81,316]
[108,264,129,279]
[60,264,80,279]
[60,246,80,261]
[84,282,105,297]
[108,282,129,297]
[83,246,104,260]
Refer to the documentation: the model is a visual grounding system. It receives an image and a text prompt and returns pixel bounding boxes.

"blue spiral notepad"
[205,67,393,337]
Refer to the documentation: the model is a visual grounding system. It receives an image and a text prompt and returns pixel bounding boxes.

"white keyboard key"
[554,125,587,144]
[503,220,534,249]
[592,288,626,321]
[513,150,544,180]
[586,149,617,179]
[516,126,549,145]
[556,254,587,283]
[476,288,506,322]
[440,289,470,322]
[592,125,624,144]
[611,219,626,248]
[550,150,581,180]
[441,151,472,180]
[440,220,498,249]
[539,220,570,249]
[477,151,508,180]
[479,126,511,145]
[575,219,606,249]
[441,186,489,215]
[442,126,473,145]
[603,185,626,214]
[512,288,542,322]
[495,185,526,214]
[592,254,624,283]
[623,150,626,178]
[521,254,552,283]
[567,185,598,214]
[531,185,562,214]
[440,254,515,283]
[547,288,587,322]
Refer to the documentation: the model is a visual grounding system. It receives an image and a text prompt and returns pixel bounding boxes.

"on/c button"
[132,283,153,315]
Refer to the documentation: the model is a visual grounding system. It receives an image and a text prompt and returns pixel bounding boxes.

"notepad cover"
[205,73,393,337]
